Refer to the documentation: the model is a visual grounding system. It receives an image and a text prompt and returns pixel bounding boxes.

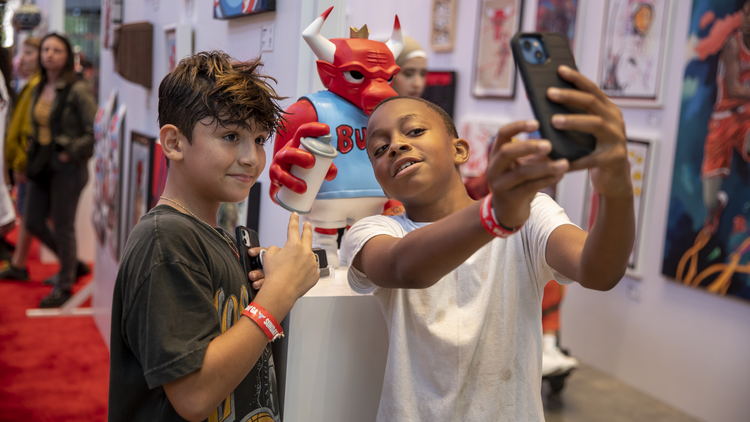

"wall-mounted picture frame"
[92,91,118,247]
[472,0,524,98]
[422,71,457,118]
[164,23,192,73]
[431,0,458,52]
[662,0,750,302]
[107,104,126,261]
[150,140,168,210]
[583,135,658,279]
[125,132,155,240]
[598,0,674,108]
[457,118,509,177]
[214,0,276,20]
[534,0,586,59]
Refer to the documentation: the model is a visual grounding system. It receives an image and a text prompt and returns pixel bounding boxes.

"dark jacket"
[31,79,97,165]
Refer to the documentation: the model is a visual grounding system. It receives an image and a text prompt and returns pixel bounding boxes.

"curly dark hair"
[158,51,287,143]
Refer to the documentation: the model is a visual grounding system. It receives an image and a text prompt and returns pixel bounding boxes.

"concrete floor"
[543,364,700,422]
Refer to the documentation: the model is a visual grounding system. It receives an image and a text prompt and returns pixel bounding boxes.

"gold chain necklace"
[160,196,240,260]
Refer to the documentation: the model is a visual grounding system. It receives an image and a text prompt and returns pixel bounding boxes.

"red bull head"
[303,6,405,115]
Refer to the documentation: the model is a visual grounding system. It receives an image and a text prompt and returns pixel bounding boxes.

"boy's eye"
[255,136,267,146]
[344,70,365,84]
[408,128,425,136]
[223,133,239,142]
[373,144,388,157]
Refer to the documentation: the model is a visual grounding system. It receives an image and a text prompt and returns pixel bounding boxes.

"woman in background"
[0,37,42,282]
[25,33,95,308]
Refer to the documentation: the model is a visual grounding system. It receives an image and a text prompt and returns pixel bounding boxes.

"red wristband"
[480,194,522,238]
[242,302,284,342]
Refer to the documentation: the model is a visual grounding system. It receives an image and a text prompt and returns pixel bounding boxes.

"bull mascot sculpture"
[270,6,404,267]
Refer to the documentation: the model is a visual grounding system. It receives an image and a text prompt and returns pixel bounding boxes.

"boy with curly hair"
[108,51,320,422]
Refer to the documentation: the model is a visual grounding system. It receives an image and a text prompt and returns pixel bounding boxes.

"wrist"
[481,194,522,238]
[252,286,295,323]
[241,302,284,342]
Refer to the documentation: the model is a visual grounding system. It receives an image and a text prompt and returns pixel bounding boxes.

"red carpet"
[0,230,109,421]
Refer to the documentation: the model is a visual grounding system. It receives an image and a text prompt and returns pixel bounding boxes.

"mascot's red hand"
[269,122,338,202]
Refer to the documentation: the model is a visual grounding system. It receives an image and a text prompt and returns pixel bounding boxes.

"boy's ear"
[159,124,186,162]
[453,138,470,166]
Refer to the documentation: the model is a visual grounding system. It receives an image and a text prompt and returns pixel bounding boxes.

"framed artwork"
[92,91,118,248]
[457,119,508,177]
[598,0,674,107]
[583,136,657,279]
[125,132,155,240]
[107,105,126,261]
[472,0,524,98]
[422,71,457,118]
[431,0,458,52]
[662,0,750,302]
[164,23,192,73]
[214,0,276,19]
[150,140,168,210]
[535,0,585,58]
[218,200,248,235]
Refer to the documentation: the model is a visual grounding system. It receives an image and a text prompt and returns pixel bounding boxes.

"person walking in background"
[24,33,95,308]
[0,37,42,282]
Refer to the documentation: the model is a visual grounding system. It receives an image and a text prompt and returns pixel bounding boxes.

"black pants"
[25,156,88,292]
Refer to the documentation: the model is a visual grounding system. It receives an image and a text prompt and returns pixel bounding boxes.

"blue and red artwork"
[662,0,750,302]
[213,0,276,19]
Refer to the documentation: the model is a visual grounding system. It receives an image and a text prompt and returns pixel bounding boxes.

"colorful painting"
[165,27,177,72]
[585,137,656,279]
[599,0,672,106]
[213,0,276,20]
[458,119,507,177]
[662,0,750,301]
[535,0,582,54]
[125,133,155,240]
[92,91,118,249]
[150,140,168,210]
[472,0,524,98]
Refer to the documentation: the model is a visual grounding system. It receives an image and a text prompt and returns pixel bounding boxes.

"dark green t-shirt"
[108,205,279,422]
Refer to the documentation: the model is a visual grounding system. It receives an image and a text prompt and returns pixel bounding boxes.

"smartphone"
[234,226,332,291]
[510,32,596,161]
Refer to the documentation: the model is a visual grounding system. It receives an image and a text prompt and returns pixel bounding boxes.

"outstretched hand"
[547,65,631,198]
[268,123,338,201]
[486,120,569,230]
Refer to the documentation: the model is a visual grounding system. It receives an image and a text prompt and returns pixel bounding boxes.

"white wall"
[346,1,748,422]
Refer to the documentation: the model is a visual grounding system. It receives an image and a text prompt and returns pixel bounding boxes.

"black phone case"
[511,32,596,161]
[235,226,261,298]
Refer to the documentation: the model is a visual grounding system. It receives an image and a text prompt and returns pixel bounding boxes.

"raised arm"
[353,121,569,289]
[544,66,635,291]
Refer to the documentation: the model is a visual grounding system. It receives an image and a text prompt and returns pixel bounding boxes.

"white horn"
[302,6,337,64]
[385,15,405,60]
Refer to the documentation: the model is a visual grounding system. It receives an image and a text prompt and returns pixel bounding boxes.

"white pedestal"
[276,266,389,422]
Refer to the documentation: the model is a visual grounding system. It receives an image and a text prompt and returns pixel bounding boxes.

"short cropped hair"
[158,51,286,143]
[369,96,459,139]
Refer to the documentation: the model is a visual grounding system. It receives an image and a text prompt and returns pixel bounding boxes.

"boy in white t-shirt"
[343,65,635,421]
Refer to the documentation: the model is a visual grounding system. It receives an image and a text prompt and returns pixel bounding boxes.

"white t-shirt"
[344,193,576,421]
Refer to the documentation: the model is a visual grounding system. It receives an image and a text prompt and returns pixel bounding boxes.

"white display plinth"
[276,266,388,422]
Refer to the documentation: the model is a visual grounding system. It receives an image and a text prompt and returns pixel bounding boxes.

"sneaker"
[0,262,30,282]
[43,261,91,286]
[39,288,72,308]
[703,191,728,235]
[542,334,578,377]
